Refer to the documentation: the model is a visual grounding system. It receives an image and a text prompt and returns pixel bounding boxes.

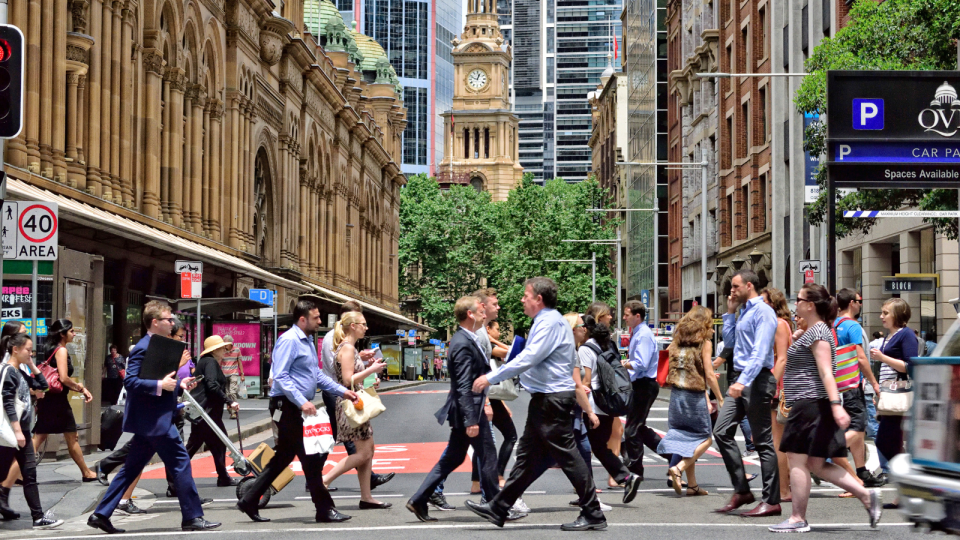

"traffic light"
[0,25,24,139]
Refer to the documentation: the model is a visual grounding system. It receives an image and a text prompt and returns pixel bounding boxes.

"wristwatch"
[829,399,842,405]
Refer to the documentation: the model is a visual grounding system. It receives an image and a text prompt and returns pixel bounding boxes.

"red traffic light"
[0,40,9,63]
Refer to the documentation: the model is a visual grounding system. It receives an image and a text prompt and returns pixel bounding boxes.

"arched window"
[470,177,483,192]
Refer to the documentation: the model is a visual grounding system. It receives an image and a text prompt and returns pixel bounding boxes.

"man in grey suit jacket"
[406,296,500,522]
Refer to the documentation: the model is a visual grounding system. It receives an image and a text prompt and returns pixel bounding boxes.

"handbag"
[832,320,862,393]
[877,371,913,416]
[487,358,519,401]
[0,365,25,448]
[302,407,335,455]
[38,346,63,393]
[341,387,386,428]
[776,393,791,425]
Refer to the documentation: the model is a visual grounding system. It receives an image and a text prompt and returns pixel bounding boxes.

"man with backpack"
[578,316,642,502]
[620,300,663,479]
[834,289,883,490]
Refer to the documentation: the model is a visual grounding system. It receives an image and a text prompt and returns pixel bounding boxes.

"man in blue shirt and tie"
[236,299,359,524]
[466,277,606,531]
[713,269,780,517]
[620,299,663,478]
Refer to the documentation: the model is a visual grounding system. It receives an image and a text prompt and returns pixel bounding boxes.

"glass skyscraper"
[499,0,622,183]
[346,0,460,176]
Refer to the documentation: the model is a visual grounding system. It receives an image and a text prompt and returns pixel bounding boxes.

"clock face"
[467,69,488,89]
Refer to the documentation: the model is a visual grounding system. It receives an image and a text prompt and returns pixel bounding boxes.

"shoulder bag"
[0,365,25,448]
[487,357,518,401]
[831,320,861,393]
[877,371,913,416]
[341,386,386,428]
[38,346,64,393]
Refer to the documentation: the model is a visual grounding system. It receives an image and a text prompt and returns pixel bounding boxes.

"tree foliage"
[399,173,619,335]
[795,0,960,239]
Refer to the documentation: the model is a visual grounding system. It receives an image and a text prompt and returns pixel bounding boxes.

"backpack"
[583,341,633,416]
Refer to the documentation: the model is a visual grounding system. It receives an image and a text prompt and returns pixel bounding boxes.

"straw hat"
[200,335,231,357]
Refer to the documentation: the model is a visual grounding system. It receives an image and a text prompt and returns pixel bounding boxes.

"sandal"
[839,491,856,498]
[668,467,683,496]
[686,485,708,496]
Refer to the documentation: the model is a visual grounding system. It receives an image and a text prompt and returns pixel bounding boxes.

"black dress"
[34,347,78,434]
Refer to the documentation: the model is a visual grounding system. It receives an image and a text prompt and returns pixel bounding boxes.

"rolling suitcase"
[99,405,124,451]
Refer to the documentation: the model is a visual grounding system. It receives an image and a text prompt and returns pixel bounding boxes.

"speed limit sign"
[1,201,58,260]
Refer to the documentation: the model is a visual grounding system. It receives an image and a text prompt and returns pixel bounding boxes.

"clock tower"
[437,0,522,201]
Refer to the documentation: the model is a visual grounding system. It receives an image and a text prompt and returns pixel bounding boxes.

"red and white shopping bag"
[302,408,335,455]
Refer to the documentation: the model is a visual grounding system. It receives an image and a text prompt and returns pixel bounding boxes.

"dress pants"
[0,425,43,520]
[623,377,663,476]
[471,399,518,479]
[712,368,779,505]
[101,412,186,476]
[585,414,630,485]
[94,424,203,521]
[240,397,334,515]
[411,414,499,504]
[489,392,603,521]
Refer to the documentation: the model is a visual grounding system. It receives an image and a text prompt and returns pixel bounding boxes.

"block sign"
[1,201,58,260]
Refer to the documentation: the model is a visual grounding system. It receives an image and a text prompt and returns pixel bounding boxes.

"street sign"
[883,277,937,294]
[640,289,650,307]
[799,259,821,274]
[328,314,337,328]
[395,329,405,336]
[2,201,58,260]
[249,288,274,305]
[804,269,815,284]
[175,260,203,274]
[180,272,201,299]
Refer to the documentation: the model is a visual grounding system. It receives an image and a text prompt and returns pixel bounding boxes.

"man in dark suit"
[406,296,501,522]
[88,300,220,534]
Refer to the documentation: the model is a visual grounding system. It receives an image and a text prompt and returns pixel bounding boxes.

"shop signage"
[1,201,58,260]
[1,280,52,336]
[883,277,937,294]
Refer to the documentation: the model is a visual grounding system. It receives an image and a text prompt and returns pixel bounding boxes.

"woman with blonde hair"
[761,286,794,502]
[660,306,723,497]
[584,302,621,489]
[322,311,389,509]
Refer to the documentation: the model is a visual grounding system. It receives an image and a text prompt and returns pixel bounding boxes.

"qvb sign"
[1,201,58,260]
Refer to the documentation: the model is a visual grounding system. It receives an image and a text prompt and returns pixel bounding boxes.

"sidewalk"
[0,378,433,530]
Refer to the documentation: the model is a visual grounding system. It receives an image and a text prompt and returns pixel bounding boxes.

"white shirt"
[577,339,605,415]
[487,308,576,394]
[320,329,337,381]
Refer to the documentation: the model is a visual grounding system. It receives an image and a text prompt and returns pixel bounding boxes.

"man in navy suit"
[406,296,502,522]
[88,300,220,534]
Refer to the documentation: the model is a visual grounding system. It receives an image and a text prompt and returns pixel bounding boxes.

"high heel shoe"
[358,500,392,510]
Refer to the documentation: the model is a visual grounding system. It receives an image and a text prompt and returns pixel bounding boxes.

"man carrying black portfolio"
[406,296,500,522]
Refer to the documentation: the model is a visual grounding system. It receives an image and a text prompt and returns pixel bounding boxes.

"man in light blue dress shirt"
[466,277,605,531]
[712,270,781,517]
[237,299,358,524]
[620,299,664,478]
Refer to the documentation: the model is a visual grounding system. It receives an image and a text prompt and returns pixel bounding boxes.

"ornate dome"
[352,28,387,72]
[303,0,342,37]
[935,81,957,106]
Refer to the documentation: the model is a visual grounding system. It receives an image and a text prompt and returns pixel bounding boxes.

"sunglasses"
[796,298,812,304]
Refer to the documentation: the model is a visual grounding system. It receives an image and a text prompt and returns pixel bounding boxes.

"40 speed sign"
[1,201,58,260]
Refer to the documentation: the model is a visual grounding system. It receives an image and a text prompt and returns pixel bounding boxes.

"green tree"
[795,0,960,239]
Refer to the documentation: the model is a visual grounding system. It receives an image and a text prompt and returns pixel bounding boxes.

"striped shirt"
[783,322,836,403]
[878,328,918,383]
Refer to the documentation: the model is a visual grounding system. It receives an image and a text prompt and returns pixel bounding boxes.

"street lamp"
[545,252,597,303]
[617,157,711,320]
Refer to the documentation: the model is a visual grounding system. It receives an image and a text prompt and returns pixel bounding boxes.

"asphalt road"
[2,383,913,540]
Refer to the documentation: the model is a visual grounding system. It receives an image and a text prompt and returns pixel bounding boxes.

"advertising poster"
[381,344,401,376]
[912,364,954,464]
[212,322,262,394]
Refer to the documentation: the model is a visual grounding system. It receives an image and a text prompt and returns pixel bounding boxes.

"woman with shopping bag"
[321,311,389,509]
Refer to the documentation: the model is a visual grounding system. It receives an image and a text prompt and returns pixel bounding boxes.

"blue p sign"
[853,99,884,130]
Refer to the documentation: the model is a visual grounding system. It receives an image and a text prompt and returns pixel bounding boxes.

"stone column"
[227,98,241,248]
[65,72,81,182]
[25,0,41,171]
[201,101,211,234]
[935,233,959,334]
[208,101,223,240]
[51,0,68,181]
[182,88,193,228]
[98,0,113,199]
[38,0,54,176]
[168,68,185,227]
[160,75,170,220]
[861,242,892,339]
[75,76,86,186]
[83,0,101,193]
[141,49,164,219]
[298,172,309,275]
[899,231,922,333]
[119,6,133,207]
[189,86,205,233]
[109,0,122,203]
[239,103,249,247]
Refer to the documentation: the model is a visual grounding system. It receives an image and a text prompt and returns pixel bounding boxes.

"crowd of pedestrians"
[0,268,932,533]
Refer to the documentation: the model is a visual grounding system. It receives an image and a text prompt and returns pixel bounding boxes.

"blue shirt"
[721,295,777,386]
[628,323,658,380]
[833,317,864,348]
[270,325,348,407]
[487,308,576,394]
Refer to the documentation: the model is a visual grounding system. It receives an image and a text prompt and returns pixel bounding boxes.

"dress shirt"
[721,295,777,386]
[271,325,348,407]
[487,308,576,394]
[627,323,659,380]
[460,325,483,353]
[320,329,337,381]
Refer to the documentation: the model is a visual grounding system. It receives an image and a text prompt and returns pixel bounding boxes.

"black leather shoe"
[95,462,110,486]
[181,517,221,531]
[464,500,505,528]
[358,500,392,509]
[623,473,642,504]
[370,472,396,489]
[236,500,270,522]
[406,499,437,522]
[82,476,99,483]
[561,515,608,531]
[217,477,238,487]
[87,513,125,534]
[316,508,352,523]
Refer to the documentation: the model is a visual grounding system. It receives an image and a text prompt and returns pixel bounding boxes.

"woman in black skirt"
[32,319,96,482]
[770,284,880,533]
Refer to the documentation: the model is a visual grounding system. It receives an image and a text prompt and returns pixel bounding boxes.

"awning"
[164,297,271,318]
[6,176,310,292]
[303,284,435,332]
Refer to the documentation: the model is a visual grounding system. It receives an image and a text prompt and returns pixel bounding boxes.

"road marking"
[11,521,913,539]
